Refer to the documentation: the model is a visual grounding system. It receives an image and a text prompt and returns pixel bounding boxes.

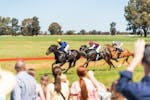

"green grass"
[0,35,149,100]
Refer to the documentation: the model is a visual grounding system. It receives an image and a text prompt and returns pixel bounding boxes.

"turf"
[0,35,150,100]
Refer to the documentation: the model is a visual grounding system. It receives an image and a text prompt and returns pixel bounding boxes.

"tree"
[79,29,87,35]
[65,30,75,35]
[110,22,117,35]
[48,22,62,35]
[88,30,100,35]
[21,18,32,36]
[32,16,40,36]
[0,16,12,35]
[12,18,19,36]
[21,16,40,36]
[125,0,150,37]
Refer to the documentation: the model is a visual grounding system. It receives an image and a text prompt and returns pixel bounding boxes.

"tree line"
[0,17,119,36]
[0,16,40,36]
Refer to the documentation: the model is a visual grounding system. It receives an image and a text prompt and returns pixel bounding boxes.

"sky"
[0,0,129,32]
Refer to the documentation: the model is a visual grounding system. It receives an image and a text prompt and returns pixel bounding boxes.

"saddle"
[116,48,123,58]
[96,52,102,60]
[88,49,100,60]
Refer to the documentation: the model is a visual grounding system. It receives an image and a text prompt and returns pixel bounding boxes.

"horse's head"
[104,44,115,51]
[79,45,88,52]
[46,45,58,55]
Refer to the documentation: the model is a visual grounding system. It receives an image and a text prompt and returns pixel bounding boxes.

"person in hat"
[57,39,70,54]
[89,40,101,53]
[0,68,16,100]
[112,41,124,53]
[117,39,150,100]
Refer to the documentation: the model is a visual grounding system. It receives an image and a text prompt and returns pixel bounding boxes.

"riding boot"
[118,51,122,58]
[66,51,71,60]
[96,53,100,60]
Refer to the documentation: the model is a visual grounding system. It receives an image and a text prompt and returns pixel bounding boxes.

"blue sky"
[0,0,129,32]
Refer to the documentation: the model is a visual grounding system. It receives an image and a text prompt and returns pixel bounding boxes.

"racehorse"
[104,44,134,67]
[46,45,81,73]
[79,45,116,69]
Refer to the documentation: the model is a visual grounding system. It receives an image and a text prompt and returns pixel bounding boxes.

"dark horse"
[79,45,116,69]
[46,45,81,73]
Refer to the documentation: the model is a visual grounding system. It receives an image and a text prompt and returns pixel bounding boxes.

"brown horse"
[104,44,134,67]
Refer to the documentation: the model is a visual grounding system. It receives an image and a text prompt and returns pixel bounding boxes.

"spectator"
[0,69,16,100]
[87,71,111,100]
[46,66,70,100]
[71,65,99,100]
[60,74,69,86]
[40,74,50,98]
[10,60,38,100]
[116,39,150,100]
[27,68,45,100]
[111,81,126,100]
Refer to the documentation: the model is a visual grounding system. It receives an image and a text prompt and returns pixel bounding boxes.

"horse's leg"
[83,59,90,68]
[104,58,115,70]
[110,60,116,69]
[118,57,126,67]
[104,59,112,70]
[126,57,129,64]
[52,61,56,72]
[63,61,72,74]
[72,60,76,67]
[86,62,89,68]
[112,58,118,62]
[86,59,91,68]
[58,62,66,70]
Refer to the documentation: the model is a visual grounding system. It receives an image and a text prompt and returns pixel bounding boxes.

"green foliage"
[12,18,19,36]
[21,16,40,36]
[79,29,87,35]
[125,0,150,37]
[0,16,12,35]
[65,30,76,35]
[110,22,117,35]
[48,22,62,35]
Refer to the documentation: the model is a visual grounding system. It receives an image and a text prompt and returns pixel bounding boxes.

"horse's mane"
[105,44,112,47]
[50,44,58,47]
[81,45,87,47]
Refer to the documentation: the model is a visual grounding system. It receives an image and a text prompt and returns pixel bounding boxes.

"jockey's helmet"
[112,41,117,45]
[89,40,94,46]
[57,39,62,43]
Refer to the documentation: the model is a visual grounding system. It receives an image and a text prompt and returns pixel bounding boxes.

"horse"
[104,44,134,67]
[46,45,81,73]
[79,45,116,69]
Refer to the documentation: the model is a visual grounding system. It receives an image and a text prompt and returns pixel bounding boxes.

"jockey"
[57,39,69,54]
[112,41,123,53]
[89,40,101,53]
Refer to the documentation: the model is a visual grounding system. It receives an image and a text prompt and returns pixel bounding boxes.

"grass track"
[0,35,149,99]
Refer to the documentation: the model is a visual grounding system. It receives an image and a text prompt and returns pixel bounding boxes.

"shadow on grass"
[88,67,120,72]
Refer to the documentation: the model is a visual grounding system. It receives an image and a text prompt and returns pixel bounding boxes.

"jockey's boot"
[66,51,71,60]
[96,53,100,60]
